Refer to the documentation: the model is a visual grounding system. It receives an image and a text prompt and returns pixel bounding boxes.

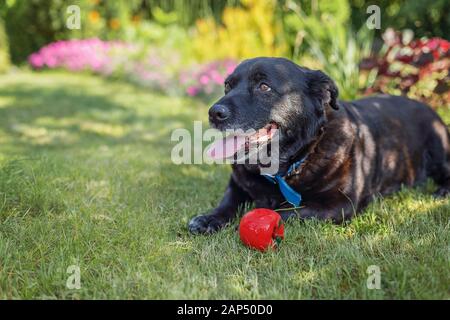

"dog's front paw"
[188,214,227,234]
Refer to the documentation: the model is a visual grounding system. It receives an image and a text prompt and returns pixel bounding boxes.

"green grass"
[0,71,449,299]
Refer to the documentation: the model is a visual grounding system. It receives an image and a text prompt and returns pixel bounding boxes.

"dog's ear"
[306,70,339,110]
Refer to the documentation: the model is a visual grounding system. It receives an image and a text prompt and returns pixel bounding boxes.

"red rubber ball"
[239,208,284,251]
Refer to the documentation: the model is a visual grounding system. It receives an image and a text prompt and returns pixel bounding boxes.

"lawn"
[0,71,449,299]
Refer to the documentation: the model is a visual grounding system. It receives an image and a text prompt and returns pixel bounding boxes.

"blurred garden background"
[1,0,449,104]
[0,0,449,299]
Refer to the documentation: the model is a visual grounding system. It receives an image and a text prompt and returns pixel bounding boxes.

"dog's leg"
[188,178,251,234]
[428,133,450,198]
[278,197,357,223]
[432,162,450,198]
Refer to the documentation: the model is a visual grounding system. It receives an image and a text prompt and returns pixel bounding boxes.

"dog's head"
[208,57,339,164]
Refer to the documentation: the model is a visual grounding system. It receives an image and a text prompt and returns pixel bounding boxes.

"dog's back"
[345,94,450,197]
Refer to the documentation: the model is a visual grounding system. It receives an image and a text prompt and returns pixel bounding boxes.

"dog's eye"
[224,83,231,93]
[259,83,271,92]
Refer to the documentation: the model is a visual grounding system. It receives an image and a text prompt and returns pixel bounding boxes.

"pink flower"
[187,86,200,96]
[210,70,224,84]
[28,39,239,98]
[226,65,236,75]
[180,59,238,98]
[199,75,210,85]
[28,53,44,68]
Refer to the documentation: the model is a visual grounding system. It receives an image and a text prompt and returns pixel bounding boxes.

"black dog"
[189,57,450,234]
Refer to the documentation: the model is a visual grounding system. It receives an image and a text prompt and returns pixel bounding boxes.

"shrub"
[281,0,351,59]
[349,0,450,39]
[3,0,153,64]
[284,1,372,100]
[145,0,240,26]
[361,29,450,109]
[1,0,240,64]
[4,0,71,64]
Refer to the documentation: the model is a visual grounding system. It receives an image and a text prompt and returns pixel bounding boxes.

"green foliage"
[1,0,241,64]
[285,1,373,100]
[305,27,375,100]
[349,0,450,39]
[281,0,351,58]
[146,0,240,26]
[121,20,193,65]
[2,0,449,64]
[4,0,69,64]
[282,0,350,54]
[2,0,159,64]
[0,18,10,73]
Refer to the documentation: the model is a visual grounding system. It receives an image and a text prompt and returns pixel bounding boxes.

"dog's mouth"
[207,122,279,160]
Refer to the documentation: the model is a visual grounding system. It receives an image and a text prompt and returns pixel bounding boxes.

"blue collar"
[262,158,305,207]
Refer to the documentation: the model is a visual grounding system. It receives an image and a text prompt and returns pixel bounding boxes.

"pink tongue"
[207,135,247,160]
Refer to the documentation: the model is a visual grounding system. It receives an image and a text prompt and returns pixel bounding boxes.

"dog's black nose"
[209,104,230,122]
